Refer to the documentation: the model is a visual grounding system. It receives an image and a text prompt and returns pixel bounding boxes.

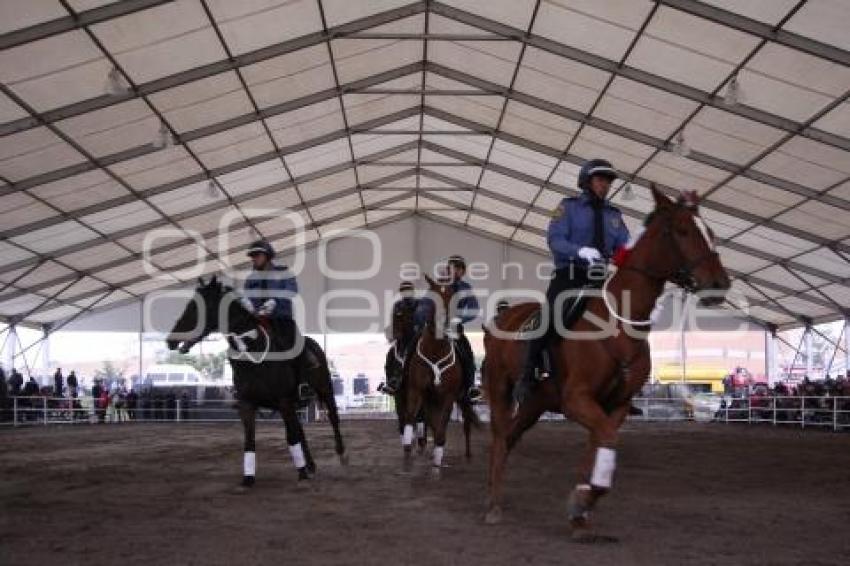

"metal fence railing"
[1,395,848,432]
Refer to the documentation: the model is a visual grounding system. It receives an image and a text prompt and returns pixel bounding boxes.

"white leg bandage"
[416,422,425,438]
[433,446,444,467]
[289,443,306,469]
[243,451,256,476]
[402,424,413,446]
[590,447,616,489]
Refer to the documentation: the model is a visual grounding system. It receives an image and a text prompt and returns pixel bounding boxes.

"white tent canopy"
[1,0,849,333]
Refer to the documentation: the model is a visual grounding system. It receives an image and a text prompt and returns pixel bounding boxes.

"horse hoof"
[306,461,318,475]
[338,452,349,466]
[241,476,255,488]
[483,507,503,525]
[297,468,310,481]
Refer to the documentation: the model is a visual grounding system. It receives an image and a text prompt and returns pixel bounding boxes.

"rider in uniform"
[380,281,419,395]
[243,240,307,392]
[516,158,630,401]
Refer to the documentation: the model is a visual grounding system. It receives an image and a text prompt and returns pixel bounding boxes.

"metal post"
[805,326,813,378]
[138,302,143,386]
[43,397,48,426]
[844,317,850,378]
[12,397,17,427]
[834,397,838,432]
[4,325,17,374]
[176,399,181,423]
[765,327,778,384]
[772,397,776,426]
[801,396,806,429]
[41,327,50,376]
[680,294,688,386]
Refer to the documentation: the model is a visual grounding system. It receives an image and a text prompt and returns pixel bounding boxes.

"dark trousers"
[525,265,590,373]
[456,329,475,392]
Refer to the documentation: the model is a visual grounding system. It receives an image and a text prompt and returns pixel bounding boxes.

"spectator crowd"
[0,366,194,424]
[717,373,850,427]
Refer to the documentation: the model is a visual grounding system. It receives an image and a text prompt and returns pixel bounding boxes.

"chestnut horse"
[402,274,479,476]
[166,276,346,488]
[483,185,730,540]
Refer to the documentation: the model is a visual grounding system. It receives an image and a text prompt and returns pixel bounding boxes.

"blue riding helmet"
[577,158,618,190]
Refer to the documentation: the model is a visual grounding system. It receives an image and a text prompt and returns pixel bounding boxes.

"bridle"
[603,205,718,327]
[617,205,719,293]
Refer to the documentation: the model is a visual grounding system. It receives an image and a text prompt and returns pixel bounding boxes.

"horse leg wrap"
[590,447,616,489]
[402,424,414,446]
[243,451,256,477]
[416,422,425,439]
[289,443,306,469]
[433,446,444,467]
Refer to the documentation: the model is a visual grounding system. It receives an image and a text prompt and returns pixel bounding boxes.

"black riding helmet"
[247,239,275,259]
[399,281,414,292]
[447,254,466,270]
[577,158,618,190]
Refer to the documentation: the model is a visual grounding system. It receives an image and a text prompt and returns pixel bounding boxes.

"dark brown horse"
[385,298,427,452]
[483,185,730,540]
[166,276,346,488]
[402,274,479,476]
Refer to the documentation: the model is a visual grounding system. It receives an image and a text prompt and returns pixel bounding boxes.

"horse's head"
[423,273,456,330]
[166,275,224,353]
[640,185,731,306]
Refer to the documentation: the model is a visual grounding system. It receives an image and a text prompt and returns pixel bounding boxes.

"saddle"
[516,291,591,340]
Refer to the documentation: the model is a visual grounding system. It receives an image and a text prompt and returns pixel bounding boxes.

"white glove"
[239,296,255,313]
[578,247,602,264]
[258,299,277,316]
[449,316,462,328]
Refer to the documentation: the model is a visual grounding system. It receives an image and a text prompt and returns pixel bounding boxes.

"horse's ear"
[197,276,206,287]
[650,183,672,209]
[210,274,218,286]
[423,273,437,289]
[679,189,700,209]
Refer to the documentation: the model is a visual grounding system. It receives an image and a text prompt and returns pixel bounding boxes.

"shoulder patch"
[551,202,566,218]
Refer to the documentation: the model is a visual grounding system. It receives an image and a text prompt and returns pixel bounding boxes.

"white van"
[143,364,202,387]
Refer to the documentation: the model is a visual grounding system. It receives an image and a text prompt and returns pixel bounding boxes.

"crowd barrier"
[1,395,848,432]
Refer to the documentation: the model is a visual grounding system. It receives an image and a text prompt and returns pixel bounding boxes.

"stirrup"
[534,368,550,382]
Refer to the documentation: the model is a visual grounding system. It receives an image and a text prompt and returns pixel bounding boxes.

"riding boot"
[515,335,549,403]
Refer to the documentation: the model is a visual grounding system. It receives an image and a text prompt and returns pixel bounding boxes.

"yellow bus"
[653,364,728,393]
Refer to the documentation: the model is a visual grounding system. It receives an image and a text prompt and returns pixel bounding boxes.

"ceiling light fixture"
[104,67,127,96]
[724,74,743,107]
[671,131,691,158]
[152,121,174,149]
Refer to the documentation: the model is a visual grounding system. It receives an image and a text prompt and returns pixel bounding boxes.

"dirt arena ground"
[1,419,848,566]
